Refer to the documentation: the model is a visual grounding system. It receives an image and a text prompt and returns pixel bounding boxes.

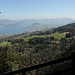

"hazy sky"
[0,0,75,20]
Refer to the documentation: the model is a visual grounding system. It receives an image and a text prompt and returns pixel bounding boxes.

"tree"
[0,44,20,74]
[0,45,11,74]
[65,33,73,38]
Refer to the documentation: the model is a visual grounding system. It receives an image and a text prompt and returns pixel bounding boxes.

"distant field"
[23,38,29,41]
[0,32,66,44]
[0,34,13,39]
[23,33,66,41]
[0,35,7,39]
[47,33,65,40]
[23,35,47,41]
[73,36,75,38]
[0,41,11,46]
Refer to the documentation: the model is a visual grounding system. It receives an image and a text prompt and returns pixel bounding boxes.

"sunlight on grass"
[23,33,66,41]
[47,33,65,40]
[0,41,11,46]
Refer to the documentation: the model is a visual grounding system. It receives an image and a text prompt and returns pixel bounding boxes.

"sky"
[0,0,75,20]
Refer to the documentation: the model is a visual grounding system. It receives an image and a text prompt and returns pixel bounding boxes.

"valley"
[0,18,74,34]
[0,23,75,75]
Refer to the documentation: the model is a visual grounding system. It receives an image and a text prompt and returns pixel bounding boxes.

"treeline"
[1,35,75,74]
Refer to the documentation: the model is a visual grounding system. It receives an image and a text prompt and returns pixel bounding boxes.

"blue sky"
[0,0,75,20]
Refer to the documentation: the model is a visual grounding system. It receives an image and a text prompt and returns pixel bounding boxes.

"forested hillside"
[0,23,75,75]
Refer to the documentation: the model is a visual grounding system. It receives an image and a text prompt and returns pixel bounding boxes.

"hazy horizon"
[0,17,75,21]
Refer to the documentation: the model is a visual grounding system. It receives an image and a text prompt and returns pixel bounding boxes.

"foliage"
[1,23,75,74]
[0,45,20,74]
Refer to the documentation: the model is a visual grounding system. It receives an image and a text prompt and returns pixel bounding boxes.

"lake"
[0,24,35,34]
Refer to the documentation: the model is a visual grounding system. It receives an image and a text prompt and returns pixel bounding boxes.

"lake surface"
[0,24,35,34]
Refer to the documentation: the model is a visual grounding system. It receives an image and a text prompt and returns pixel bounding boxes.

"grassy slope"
[48,33,65,40]
[0,41,11,46]
[0,34,14,39]
[0,33,66,46]
[0,35,7,39]
[23,33,65,41]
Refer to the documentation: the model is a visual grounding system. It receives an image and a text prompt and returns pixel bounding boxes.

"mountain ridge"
[0,18,75,28]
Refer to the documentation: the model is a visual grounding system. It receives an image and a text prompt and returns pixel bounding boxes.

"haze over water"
[0,24,34,34]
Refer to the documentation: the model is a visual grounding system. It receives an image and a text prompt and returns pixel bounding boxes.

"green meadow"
[0,33,66,45]
[0,41,11,46]
[23,33,66,41]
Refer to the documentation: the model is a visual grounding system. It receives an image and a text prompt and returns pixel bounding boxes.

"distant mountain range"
[0,18,75,28]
